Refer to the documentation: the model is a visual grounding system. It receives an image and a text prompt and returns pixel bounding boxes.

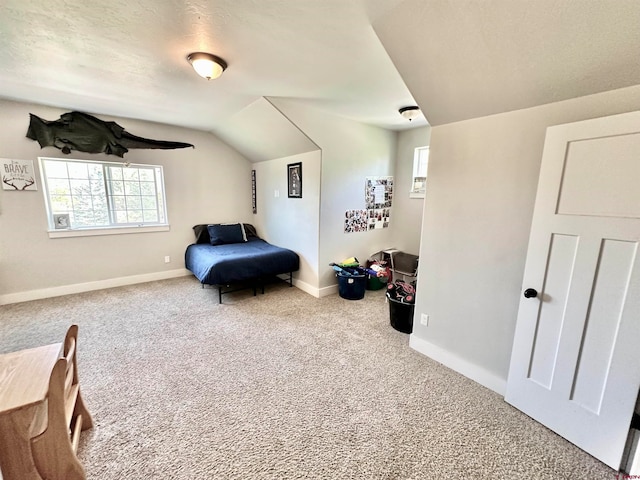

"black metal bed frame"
[201,272,295,304]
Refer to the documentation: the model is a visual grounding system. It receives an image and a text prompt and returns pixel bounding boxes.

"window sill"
[409,192,425,199]
[48,224,170,239]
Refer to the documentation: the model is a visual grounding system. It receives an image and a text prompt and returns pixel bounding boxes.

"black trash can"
[337,272,367,300]
[387,294,414,333]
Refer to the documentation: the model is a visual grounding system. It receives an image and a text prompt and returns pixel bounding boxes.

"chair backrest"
[64,324,79,389]
[30,324,88,480]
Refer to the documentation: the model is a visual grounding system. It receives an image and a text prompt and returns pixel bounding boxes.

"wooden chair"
[30,325,93,480]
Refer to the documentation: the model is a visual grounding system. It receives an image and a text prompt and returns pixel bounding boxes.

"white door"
[505,111,640,470]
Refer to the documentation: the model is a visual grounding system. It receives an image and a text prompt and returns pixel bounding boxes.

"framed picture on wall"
[53,213,70,229]
[288,162,302,198]
[1,158,37,191]
[251,169,257,214]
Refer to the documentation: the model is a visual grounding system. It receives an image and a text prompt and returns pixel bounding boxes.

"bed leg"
[218,287,222,304]
[289,272,293,287]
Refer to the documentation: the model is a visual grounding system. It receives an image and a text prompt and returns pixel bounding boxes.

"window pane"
[143,210,158,222]
[110,167,123,180]
[93,210,110,225]
[141,196,157,210]
[88,164,103,180]
[90,180,104,195]
[115,211,128,223]
[71,195,93,210]
[124,181,140,195]
[411,146,429,196]
[67,163,89,179]
[44,161,69,178]
[93,196,107,211]
[51,196,73,211]
[48,178,71,194]
[70,179,90,195]
[140,182,155,195]
[127,210,143,223]
[123,168,139,181]
[139,169,154,181]
[417,149,429,177]
[110,180,124,194]
[112,196,126,210]
[40,157,167,230]
[126,196,142,210]
[413,177,426,191]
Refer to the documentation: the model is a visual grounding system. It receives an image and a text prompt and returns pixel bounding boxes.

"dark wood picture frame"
[251,169,257,213]
[287,162,302,198]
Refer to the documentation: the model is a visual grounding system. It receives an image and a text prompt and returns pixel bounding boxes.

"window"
[410,146,429,198]
[40,157,168,233]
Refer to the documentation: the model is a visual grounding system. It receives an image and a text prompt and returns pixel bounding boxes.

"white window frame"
[410,146,429,198]
[39,157,169,238]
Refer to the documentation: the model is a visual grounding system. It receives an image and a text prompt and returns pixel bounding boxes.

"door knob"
[524,288,538,298]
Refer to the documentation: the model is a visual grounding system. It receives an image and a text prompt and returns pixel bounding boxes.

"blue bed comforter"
[185,237,300,285]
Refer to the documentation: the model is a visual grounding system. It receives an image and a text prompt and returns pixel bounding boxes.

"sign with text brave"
[1,158,37,191]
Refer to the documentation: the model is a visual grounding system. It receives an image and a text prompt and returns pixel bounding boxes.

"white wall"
[0,100,253,303]
[252,150,321,293]
[411,85,640,394]
[270,99,397,291]
[392,125,431,255]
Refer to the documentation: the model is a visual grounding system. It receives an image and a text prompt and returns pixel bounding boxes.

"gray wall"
[252,150,322,293]
[251,119,430,295]
[410,84,640,394]
[0,100,253,303]
[0,98,430,303]
[270,98,398,292]
[392,126,431,255]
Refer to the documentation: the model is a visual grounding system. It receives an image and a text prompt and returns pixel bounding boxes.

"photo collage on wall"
[344,209,368,233]
[344,176,393,233]
[365,176,393,230]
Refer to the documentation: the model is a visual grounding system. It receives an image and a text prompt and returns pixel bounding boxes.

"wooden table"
[0,343,63,480]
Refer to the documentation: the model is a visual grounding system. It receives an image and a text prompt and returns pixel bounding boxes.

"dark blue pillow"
[207,223,247,246]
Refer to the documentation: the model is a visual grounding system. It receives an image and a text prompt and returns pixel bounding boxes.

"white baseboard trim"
[274,274,321,298]
[293,279,319,298]
[0,269,191,305]
[318,284,339,298]
[409,334,507,396]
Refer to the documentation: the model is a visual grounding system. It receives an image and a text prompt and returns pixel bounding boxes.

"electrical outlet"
[420,314,429,326]
[274,189,280,198]
[164,256,171,263]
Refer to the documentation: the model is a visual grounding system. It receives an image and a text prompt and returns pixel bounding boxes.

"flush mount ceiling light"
[187,52,227,80]
[399,106,421,121]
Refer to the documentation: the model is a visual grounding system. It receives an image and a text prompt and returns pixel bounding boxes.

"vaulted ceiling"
[0,0,424,138]
[1,0,639,146]
[374,0,640,125]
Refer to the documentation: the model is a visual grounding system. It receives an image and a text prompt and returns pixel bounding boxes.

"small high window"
[39,157,168,232]
[410,146,429,198]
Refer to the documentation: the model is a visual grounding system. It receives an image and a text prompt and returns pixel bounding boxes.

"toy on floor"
[386,280,416,304]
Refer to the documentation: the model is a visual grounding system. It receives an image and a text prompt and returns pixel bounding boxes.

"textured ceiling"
[374,0,640,126]
[3,1,637,142]
[215,97,319,163]
[0,0,426,137]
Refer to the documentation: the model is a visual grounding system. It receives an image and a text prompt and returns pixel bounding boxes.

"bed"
[185,223,300,303]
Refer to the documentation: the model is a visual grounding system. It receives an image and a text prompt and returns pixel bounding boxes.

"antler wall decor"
[1,159,38,191]
[2,176,35,190]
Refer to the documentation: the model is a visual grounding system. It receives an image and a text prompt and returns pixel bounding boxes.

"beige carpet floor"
[0,277,616,479]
